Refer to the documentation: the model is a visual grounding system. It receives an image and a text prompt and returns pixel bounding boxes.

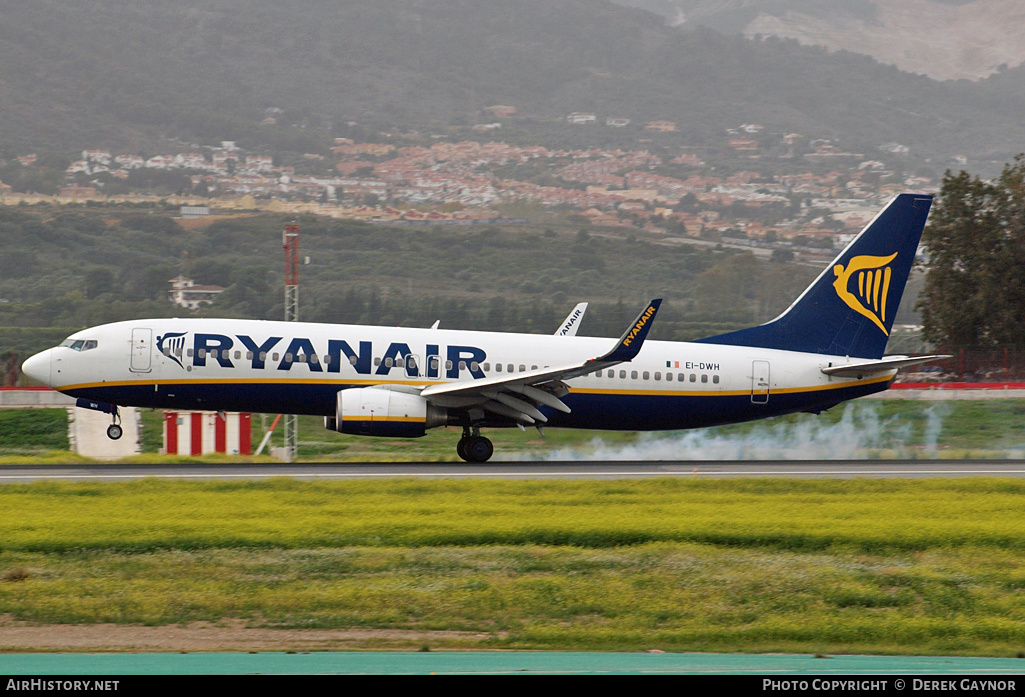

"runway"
[3,459,1025,483]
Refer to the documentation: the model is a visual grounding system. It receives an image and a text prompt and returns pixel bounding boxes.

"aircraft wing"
[820,355,950,378]
[555,302,588,336]
[419,299,661,425]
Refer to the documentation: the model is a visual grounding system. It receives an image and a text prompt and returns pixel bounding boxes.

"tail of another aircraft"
[697,193,933,359]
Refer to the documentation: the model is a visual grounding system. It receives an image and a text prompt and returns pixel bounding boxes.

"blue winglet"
[598,299,662,363]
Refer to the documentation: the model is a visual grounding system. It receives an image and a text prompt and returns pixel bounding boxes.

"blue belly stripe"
[65,379,891,431]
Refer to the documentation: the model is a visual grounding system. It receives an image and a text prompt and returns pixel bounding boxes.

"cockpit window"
[59,338,98,351]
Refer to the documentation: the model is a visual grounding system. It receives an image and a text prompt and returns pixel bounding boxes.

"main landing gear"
[106,405,123,440]
[456,425,494,463]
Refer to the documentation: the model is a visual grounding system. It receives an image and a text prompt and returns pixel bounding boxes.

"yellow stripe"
[62,374,894,399]
[58,377,440,391]
[881,266,892,322]
[873,267,883,313]
[570,374,892,397]
[340,416,425,423]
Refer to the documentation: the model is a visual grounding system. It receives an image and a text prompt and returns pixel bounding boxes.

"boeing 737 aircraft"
[22,193,942,462]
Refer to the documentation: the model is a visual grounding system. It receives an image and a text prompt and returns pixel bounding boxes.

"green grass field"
[2,399,1025,654]
[2,477,1025,654]
[4,399,1025,463]
[138,399,1025,462]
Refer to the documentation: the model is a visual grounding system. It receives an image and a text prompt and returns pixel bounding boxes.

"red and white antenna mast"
[283,224,300,323]
[282,223,300,461]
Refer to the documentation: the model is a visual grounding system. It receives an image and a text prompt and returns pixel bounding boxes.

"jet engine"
[326,387,447,438]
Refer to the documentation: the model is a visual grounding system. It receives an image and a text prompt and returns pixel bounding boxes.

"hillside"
[0,0,1023,165]
[614,0,1025,80]
[0,205,826,362]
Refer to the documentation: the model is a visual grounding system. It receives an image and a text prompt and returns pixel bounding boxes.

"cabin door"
[751,360,770,404]
[130,328,153,373]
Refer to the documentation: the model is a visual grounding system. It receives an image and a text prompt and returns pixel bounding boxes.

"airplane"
[22,193,944,463]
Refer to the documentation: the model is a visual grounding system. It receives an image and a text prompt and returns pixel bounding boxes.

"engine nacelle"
[331,387,447,438]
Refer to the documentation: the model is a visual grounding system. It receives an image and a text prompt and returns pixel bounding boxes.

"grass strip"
[2,478,1025,654]
[2,477,1025,553]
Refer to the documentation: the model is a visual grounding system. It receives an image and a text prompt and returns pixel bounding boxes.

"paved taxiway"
[3,459,1025,483]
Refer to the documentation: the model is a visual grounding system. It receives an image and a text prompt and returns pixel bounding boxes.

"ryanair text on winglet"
[623,305,657,347]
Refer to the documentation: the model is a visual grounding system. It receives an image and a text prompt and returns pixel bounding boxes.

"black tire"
[107,424,123,440]
[464,436,494,463]
[456,437,470,462]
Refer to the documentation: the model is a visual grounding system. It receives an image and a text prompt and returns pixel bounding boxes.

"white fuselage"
[25,317,894,431]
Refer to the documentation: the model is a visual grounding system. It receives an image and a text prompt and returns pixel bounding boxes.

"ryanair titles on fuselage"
[156,331,487,380]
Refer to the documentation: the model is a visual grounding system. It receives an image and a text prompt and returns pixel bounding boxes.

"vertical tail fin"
[697,193,933,359]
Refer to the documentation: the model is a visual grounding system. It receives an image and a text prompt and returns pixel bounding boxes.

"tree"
[918,155,1025,349]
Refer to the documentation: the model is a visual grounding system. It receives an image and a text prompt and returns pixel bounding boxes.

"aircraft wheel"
[456,437,470,462]
[464,436,494,463]
[107,424,123,440]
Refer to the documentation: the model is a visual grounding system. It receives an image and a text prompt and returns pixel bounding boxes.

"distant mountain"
[1,0,1023,167]
[611,0,1025,80]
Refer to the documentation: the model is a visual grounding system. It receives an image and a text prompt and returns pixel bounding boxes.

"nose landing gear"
[456,425,494,463]
[106,406,123,440]
[74,398,124,440]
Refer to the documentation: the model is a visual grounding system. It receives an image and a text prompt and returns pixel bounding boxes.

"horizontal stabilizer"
[821,355,950,378]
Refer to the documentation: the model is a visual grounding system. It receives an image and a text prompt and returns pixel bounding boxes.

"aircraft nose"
[21,349,52,386]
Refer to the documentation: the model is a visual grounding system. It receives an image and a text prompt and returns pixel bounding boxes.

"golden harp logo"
[832,253,897,334]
